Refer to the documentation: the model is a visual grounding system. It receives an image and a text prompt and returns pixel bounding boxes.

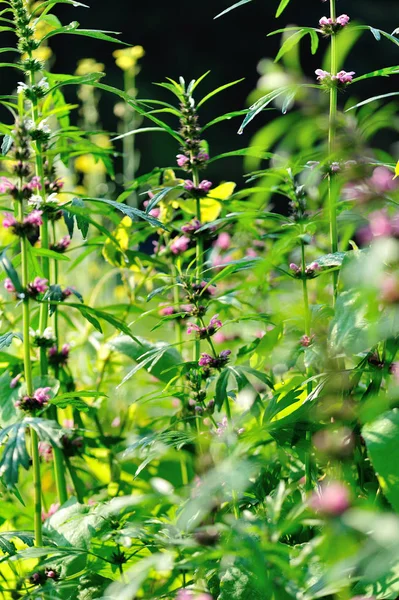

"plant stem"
[18,201,43,546]
[301,241,313,492]
[328,0,339,303]
[124,70,138,207]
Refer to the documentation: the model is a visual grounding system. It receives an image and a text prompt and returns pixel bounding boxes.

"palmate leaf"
[0,418,63,488]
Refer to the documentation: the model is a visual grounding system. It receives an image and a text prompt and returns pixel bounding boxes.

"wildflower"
[3,213,18,229]
[336,14,350,26]
[199,350,231,369]
[63,419,75,429]
[159,305,175,316]
[380,275,399,304]
[184,179,213,194]
[112,416,121,428]
[143,199,161,218]
[215,232,231,250]
[315,69,330,82]
[75,58,105,76]
[17,82,28,94]
[38,441,53,462]
[4,279,16,294]
[335,70,355,84]
[319,14,350,34]
[27,276,48,296]
[24,210,43,227]
[177,154,190,168]
[181,219,201,236]
[216,416,228,436]
[310,481,351,516]
[41,502,59,521]
[315,69,355,87]
[0,177,16,194]
[51,236,71,253]
[10,373,22,389]
[16,386,51,412]
[45,569,58,580]
[170,235,191,255]
[300,335,312,347]
[48,343,70,366]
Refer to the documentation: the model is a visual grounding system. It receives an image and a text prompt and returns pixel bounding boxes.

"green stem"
[328,0,339,303]
[301,242,313,492]
[124,70,137,206]
[18,201,42,546]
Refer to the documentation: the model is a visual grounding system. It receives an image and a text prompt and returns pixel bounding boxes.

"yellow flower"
[75,58,105,76]
[179,182,237,222]
[395,160,399,179]
[92,133,111,149]
[75,154,106,175]
[113,46,145,71]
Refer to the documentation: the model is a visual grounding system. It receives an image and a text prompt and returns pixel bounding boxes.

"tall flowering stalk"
[11,0,68,514]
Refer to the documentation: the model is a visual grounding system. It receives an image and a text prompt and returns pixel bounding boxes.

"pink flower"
[310,481,351,516]
[176,591,193,600]
[111,416,121,428]
[170,235,190,255]
[38,441,53,462]
[289,263,300,273]
[209,314,222,330]
[216,416,228,436]
[187,322,201,335]
[215,232,231,250]
[300,335,312,347]
[26,176,42,190]
[199,353,213,367]
[4,278,16,293]
[159,305,175,316]
[370,166,398,194]
[42,502,59,522]
[143,199,161,218]
[319,16,333,26]
[10,373,22,388]
[3,213,17,229]
[184,180,195,191]
[199,180,212,192]
[181,219,201,235]
[0,177,15,193]
[177,154,189,167]
[33,387,51,405]
[197,595,213,600]
[315,69,329,81]
[335,70,355,84]
[24,210,43,227]
[63,419,74,428]
[336,14,350,26]
[29,276,48,294]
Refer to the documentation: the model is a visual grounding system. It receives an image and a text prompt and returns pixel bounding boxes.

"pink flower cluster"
[16,386,51,412]
[358,209,399,245]
[48,343,70,366]
[184,179,213,194]
[319,14,350,32]
[187,314,222,339]
[0,177,16,194]
[290,262,320,278]
[315,69,355,85]
[170,235,191,255]
[176,151,209,170]
[51,235,71,253]
[3,210,43,234]
[344,166,398,204]
[199,349,231,369]
[143,197,161,219]
[27,276,48,296]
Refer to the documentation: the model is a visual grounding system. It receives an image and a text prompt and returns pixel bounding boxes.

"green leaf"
[214,0,253,20]
[65,303,136,339]
[273,29,318,63]
[41,21,127,45]
[312,251,347,270]
[197,78,245,108]
[32,247,70,261]
[275,0,292,18]
[85,197,167,230]
[238,86,297,134]
[363,410,399,512]
[0,422,30,488]
[0,371,19,426]
[0,332,22,350]
[346,92,399,112]
[1,134,12,155]
[353,66,399,83]
[109,336,182,385]
[0,251,23,293]
[215,368,231,410]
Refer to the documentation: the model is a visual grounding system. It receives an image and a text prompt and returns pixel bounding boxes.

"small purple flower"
[170,235,191,255]
[199,180,212,192]
[51,235,71,253]
[177,154,190,168]
[26,176,42,191]
[300,335,312,347]
[4,278,16,293]
[199,353,213,367]
[197,151,209,162]
[319,16,333,26]
[315,69,329,82]
[181,219,201,235]
[10,373,22,388]
[0,177,16,194]
[159,305,175,316]
[3,213,17,229]
[42,502,59,522]
[176,590,194,600]
[34,387,51,404]
[336,14,350,26]
[216,416,228,436]
[187,322,201,335]
[38,441,53,462]
[24,210,43,227]
[143,199,161,218]
[184,180,195,191]
[335,70,355,84]
[28,276,48,295]
[209,314,222,330]
[290,263,300,273]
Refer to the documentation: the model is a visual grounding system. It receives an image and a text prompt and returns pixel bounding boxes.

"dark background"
[2,0,398,182]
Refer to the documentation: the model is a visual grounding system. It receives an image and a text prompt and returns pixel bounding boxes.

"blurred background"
[1,0,398,185]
